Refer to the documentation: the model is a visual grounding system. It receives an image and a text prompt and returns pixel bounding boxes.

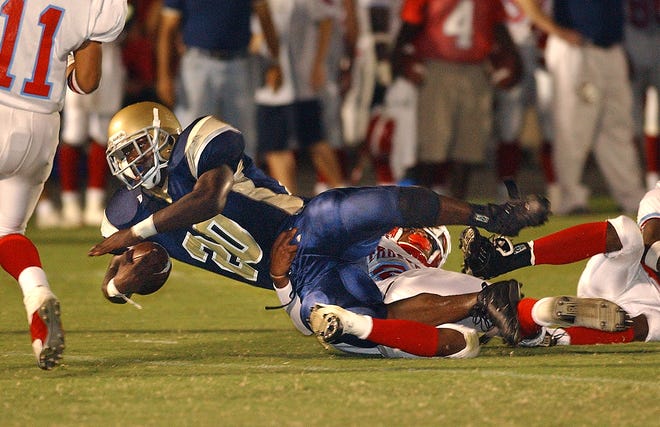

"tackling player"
[460,182,660,346]
[89,101,551,357]
[271,225,630,358]
[0,0,127,369]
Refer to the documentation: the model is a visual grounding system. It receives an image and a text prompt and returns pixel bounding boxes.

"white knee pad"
[437,323,481,359]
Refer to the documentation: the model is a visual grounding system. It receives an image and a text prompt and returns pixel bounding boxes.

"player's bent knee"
[437,323,480,359]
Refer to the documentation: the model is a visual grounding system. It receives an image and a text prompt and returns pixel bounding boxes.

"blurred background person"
[492,0,557,205]
[391,0,514,199]
[156,0,282,158]
[58,39,127,228]
[521,0,645,214]
[253,0,346,194]
[35,38,127,229]
[342,0,404,186]
[623,0,659,190]
[122,0,163,105]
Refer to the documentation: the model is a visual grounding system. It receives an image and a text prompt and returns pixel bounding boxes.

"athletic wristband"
[468,204,492,228]
[66,69,87,94]
[644,241,660,271]
[131,215,158,239]
[106,278,120,297]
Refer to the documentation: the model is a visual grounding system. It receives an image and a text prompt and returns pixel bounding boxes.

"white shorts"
[578,215,660,341]
[0,104,60,235]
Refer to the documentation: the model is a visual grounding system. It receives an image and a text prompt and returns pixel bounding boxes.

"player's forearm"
[156,14,179,82]
[101,256,125,303]
[150,166,234,233]
[254,0,280,60]
[314,18,333,70]
[513,0,582,44]
[68,41,102,93]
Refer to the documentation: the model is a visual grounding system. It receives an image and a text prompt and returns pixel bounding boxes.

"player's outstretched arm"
[435,187,550,236]
[89,165,234,256]
[100,243,172,305]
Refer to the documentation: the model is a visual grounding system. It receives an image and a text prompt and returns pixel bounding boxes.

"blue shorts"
[288,186,420,328]
[256,100,324,153]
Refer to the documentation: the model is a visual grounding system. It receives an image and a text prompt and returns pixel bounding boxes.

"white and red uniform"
[368,231,483,306]
[0,0,126,236]
[576,185,660,341]
[334,227,490,358]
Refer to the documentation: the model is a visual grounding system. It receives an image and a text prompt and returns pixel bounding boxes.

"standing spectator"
[122,0,163,105]
[391,0,514,199]
[522,0,645,214]
[493,0,557,205]
[253,0,346,194]
[624,0,659,190]
[58,39,127,228]
[156,0,282,158]
[314,0,357,193]
[0,0,127,369]
[342,0,403,185]
[341,0,386,151]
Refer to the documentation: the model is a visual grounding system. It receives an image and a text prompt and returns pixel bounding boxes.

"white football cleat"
[309,304,346,348]
[25,288,65,370]
[533,296,631,332]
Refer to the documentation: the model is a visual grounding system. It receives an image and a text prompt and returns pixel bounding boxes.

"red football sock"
[533,222,608,265]
[496,141,521,179]
[59,144,82,192]
[373,157,395,184]
[87,141,109,189]
[644,134,659,173]
[0,234,42,280]
[540,140,555,183]
[517,297,541,338]
[368,318,440,357]
[564,326,635,345]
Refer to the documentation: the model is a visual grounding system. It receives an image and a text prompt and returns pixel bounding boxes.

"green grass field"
[1,207,659,426]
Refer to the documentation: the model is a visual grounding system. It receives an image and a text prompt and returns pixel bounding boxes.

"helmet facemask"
[107,109,175,190]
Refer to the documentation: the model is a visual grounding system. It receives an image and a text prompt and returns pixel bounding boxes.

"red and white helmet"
[385,226,452,269]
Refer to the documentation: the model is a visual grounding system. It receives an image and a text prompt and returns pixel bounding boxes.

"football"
[129,241,172,295]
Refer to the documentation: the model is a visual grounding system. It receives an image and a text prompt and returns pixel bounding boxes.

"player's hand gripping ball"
[103,241,172,303]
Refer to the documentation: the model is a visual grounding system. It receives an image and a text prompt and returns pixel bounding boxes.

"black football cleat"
[470,279,522,346]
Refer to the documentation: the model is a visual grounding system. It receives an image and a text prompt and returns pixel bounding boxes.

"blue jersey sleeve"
[197,129,245,176]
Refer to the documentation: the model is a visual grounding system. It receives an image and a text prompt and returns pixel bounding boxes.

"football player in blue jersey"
[89,101,550,356]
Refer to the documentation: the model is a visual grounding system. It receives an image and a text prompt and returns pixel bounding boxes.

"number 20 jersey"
[102,115,306,290]
[0,0,127,113]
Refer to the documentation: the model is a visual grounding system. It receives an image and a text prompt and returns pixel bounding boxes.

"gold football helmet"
[107,102,182,189]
